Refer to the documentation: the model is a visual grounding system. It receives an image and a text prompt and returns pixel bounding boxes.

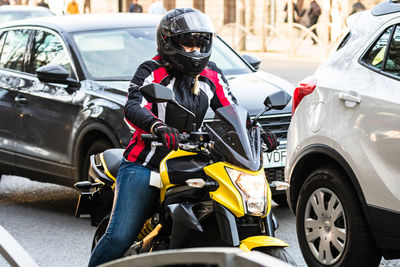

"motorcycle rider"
[88,8,278,267]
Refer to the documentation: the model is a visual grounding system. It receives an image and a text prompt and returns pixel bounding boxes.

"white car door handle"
[338,92,361,103]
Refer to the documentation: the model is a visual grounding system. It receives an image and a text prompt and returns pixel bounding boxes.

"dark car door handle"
[15,95,28,104]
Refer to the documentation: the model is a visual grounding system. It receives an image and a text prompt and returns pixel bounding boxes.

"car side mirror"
[36,65,80,92]
[242,54,261,70]
[264,90,292,110]
[140,83,175,103]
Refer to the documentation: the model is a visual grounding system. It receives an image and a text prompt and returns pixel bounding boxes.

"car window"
[72,28,155,80]
[72,27,252,80]
[384,25,400,77]
[28,30,72,77]
[362,26,394,70]
[0,10,53,24]
[336,31,351,51]
[210,37,252,75]
[0,29,30,72]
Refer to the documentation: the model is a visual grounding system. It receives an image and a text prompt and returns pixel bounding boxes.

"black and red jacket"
[123,55,236,170]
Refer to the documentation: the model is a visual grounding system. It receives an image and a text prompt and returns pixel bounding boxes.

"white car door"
[331,22,400,212]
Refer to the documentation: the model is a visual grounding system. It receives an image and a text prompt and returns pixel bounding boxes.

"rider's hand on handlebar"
[261,130,278,153]
[153,122,180,151]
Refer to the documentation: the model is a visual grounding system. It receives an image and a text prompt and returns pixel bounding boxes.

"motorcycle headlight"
[225,167,267,216]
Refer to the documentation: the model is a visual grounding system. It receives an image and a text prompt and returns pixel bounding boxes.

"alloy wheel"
[304,187,346,265]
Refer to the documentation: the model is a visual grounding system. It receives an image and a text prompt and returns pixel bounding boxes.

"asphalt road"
[0,54,399,267]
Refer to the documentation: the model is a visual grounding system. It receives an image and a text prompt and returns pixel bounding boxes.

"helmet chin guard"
[156,8,216,75]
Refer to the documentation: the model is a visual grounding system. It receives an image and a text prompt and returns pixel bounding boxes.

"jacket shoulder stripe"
[201,68,232,106]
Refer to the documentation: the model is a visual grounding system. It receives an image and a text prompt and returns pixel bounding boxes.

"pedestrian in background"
[84,0,91,13]
[148,0,166,15]
[307,0,321,44]
[37,0,49,8]
[349,1,365,16]
[0,0,10,5]
[284,1,304,23]
[67,0,79,15]
[129,0,143,13]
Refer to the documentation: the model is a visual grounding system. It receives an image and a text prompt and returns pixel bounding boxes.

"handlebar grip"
[141,133,190,143]
[141,134,159,141]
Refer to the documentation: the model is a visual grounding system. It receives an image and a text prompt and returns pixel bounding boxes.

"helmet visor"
[173,32,211,48]
[169,12,216,35]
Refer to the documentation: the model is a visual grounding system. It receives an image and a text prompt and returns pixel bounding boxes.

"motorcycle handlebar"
[141,134,159,142]
[141,133,190,143]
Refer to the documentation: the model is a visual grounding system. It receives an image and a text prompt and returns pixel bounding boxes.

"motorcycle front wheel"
[254,247,296,265]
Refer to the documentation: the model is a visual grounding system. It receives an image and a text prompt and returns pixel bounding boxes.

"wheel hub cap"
[303,188,347,265]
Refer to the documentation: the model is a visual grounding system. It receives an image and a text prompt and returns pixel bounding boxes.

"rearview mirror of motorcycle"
[264,90,292,110]
[140,83,175,103]
[253,90,292,125]
[140,83,196,123]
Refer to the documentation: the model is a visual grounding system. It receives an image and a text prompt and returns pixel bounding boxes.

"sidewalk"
[232,34,331,63]
[240,49,324,86]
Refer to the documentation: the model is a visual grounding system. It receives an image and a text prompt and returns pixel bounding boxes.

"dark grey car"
[0,13,292,203]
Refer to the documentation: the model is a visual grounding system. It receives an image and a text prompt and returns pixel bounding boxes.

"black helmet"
[156,8,215,75]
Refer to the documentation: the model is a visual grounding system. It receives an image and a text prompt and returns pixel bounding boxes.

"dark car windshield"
[71,27,251,80]
[0,10,53,23]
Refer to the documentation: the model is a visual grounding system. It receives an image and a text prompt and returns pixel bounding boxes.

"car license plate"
[263,148,286,168]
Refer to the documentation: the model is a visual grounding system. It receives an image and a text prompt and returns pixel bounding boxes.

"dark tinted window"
[362,26,393,70]
[384,26,400,77]
[0,29,30,71]
[28,30,72,76]
[0,32,6,53]
[337,31,351,51]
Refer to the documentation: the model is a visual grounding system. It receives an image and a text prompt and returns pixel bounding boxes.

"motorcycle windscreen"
[205,104,261,171]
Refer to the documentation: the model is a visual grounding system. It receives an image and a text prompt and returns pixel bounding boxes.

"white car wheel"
[304,187,346,265]
[296,166,382,267]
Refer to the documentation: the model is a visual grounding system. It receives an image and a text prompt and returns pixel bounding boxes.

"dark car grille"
[264,167,284,182]
[255,113,291,142]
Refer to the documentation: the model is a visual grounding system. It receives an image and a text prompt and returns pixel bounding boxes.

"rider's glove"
[153,122,180,151]
[261,130,279,153]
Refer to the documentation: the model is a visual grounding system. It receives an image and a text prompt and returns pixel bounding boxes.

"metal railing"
[217,22,347,58]
[0,225,39,267]
[99,247,293,267]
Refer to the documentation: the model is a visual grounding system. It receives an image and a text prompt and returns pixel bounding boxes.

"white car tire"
[296,166,382,267]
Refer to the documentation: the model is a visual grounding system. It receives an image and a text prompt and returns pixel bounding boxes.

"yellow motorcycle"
[74,83,294,264]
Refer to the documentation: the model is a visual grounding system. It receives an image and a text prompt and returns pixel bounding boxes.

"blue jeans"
[88,159,159,267]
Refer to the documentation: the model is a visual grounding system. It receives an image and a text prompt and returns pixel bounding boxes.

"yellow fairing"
[159,149,197,202]
[100,153,116,181]
[100,152,116,189]
[239,236,289,252]
[203,162,272,218]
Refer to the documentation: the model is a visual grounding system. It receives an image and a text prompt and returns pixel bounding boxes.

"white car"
[285,1,400,266]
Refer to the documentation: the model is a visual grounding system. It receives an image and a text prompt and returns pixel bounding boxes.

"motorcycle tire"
[91,216,109,251]
[296,166,382,267]
[254,247,296,265]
